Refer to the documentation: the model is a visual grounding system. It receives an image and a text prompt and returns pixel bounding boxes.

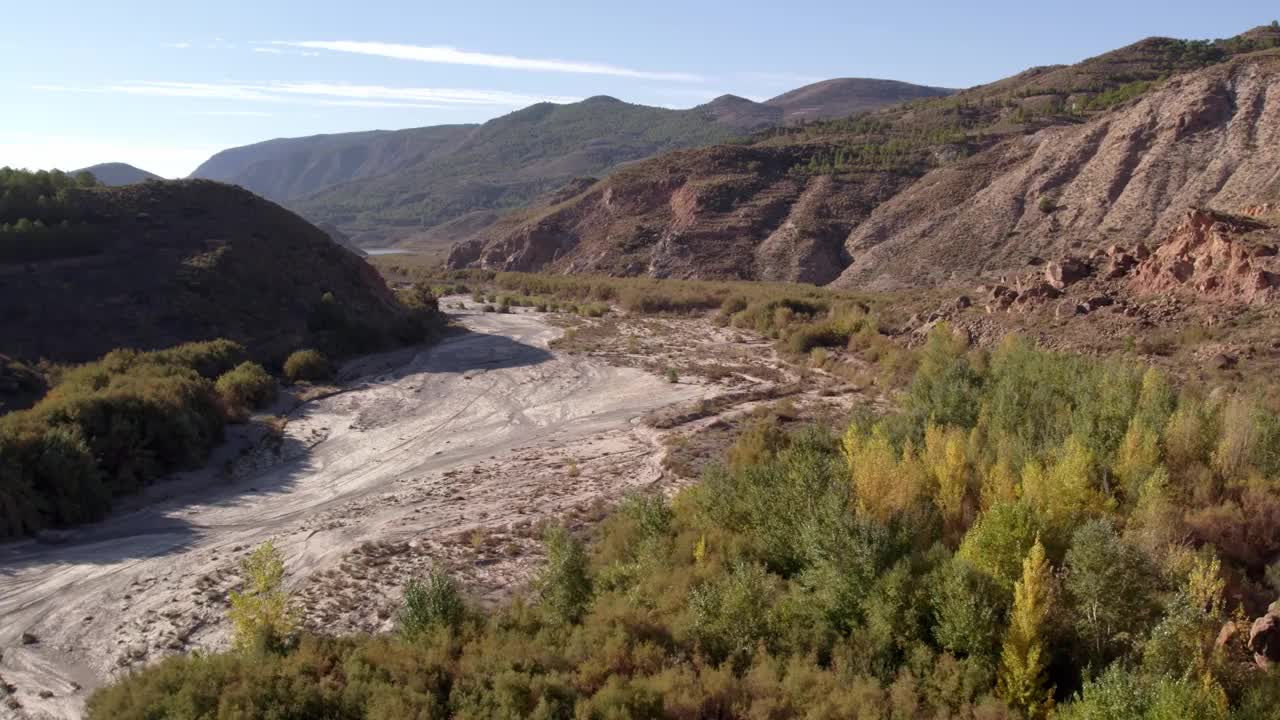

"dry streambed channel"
[0,301,747,719]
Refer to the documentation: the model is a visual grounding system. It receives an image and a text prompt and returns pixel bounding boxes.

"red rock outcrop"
[1129,209,1278,304]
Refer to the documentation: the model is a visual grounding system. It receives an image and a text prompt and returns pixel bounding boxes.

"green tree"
[998,537,1055,719]
[1064,520,1157,667]
[538,526,592,623]
[227,540,297,652]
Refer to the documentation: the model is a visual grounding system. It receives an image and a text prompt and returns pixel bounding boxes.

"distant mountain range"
[74,162,162,186]
[189,78,955,247]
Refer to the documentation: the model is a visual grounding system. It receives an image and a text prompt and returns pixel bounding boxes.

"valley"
[0,300,809,719]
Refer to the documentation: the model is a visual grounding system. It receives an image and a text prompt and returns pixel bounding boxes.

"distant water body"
[363,248,414,256]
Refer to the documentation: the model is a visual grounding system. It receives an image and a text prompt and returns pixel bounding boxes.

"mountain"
[191,125,476,204]
[74,162,163,185]
[0,178,413,365]
[190,79,954,248]
[447,27,1280,287]
[764,78,955,122]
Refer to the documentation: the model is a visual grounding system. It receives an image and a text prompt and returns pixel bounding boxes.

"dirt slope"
[836,53,1280,289]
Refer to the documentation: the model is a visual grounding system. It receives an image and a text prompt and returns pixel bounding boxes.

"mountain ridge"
[188,77,954,247]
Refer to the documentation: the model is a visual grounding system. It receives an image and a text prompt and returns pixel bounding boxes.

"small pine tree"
[998,537,1055,719]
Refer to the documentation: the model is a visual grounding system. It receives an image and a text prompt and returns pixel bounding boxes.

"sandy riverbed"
[0,303,711,719]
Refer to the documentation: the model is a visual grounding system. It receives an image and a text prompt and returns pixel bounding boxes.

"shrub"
[538,526,592,623]
[1038,196,1056,213]
[283,349,333,384]
[400,569,466,638]
[665,367,679,384]
[215,362,277,418]
[0,340,237,536]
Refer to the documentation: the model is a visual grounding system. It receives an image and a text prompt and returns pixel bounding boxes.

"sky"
[1,1,1274,178]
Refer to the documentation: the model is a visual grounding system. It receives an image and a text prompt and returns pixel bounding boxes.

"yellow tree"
[998,537,1055,719]
[228,540,298,652]
[925,423,971,541]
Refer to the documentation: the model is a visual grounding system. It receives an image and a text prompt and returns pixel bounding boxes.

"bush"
[538,526,592,623]
[0,340,238,537]
[215,362,277,418]
[400,569,466,638]
[283,349,333,384]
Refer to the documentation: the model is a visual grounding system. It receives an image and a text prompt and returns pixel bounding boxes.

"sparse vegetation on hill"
[86,328,1280,718]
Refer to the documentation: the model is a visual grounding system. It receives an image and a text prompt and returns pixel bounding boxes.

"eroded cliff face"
[1129,208,1279,303]
[446,144,903,282]
[449,53,1280,288]
[835,56,1280,289]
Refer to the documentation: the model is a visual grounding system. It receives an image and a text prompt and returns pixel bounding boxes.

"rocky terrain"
[0,180,407,364]
[448,28,1280,289]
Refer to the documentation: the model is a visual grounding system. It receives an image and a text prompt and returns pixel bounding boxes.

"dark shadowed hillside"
[0,179,415,365]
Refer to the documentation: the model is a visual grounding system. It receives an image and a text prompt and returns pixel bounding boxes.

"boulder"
[1045,257,1090,289]
[1055,300,1084,318]
[1084,294,1114,310]
[1017,282,1063,301]
[1249,612,1280,669]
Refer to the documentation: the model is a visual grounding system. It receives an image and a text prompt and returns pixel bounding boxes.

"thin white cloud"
[182,110,275,117]
[252,47,285,54]
[165,42,192,50]
[273,40,704,82]
[37,81,580,110]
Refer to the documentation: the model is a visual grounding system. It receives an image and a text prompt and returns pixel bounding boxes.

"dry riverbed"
[0,299,856,719]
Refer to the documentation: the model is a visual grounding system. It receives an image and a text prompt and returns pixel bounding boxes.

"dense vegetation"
[0,340,284,537]
[87,328,1280,718]
[0,167,103,263]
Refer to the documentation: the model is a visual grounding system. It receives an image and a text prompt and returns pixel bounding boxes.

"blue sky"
[1,1,1273,177]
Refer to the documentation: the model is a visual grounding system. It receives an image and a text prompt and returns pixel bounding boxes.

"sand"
[0,302,711,719]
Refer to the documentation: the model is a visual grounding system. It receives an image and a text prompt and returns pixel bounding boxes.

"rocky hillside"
[74,162,163,185]
[191,79,951,248]
[836,50,1280,290]
[0,179,411,364]
[448,27,1280,289]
